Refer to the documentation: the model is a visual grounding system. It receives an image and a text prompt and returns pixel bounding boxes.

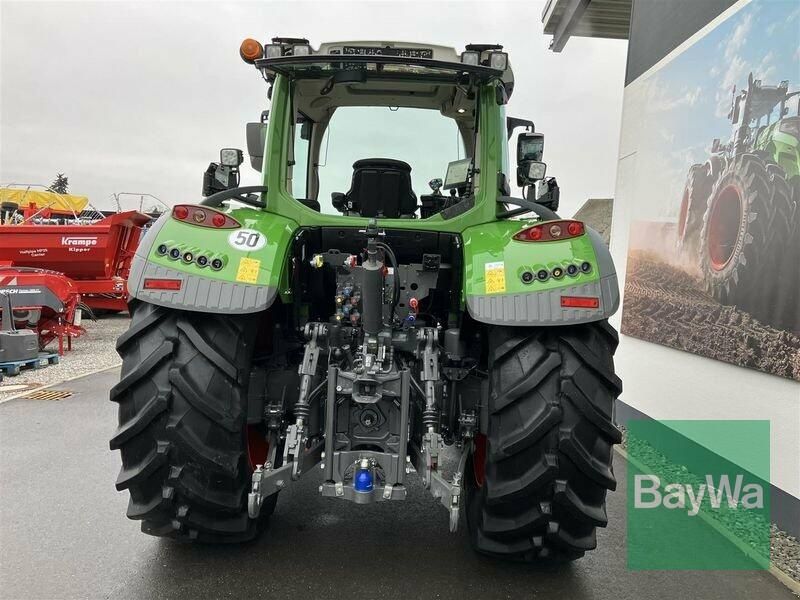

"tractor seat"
[333,158,417,218]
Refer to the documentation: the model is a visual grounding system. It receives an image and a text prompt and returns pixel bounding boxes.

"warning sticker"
[484,261,506,294]
[236,257,261,284]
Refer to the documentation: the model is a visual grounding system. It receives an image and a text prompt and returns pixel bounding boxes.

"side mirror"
[516,131,546,186]
[246,110,269,171]
[300,120,313,141]
[517,161,547,186]
[517,131,544,163]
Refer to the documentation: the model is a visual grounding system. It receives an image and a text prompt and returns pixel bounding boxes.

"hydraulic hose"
[376,241,400,322]
[496,195,560,221]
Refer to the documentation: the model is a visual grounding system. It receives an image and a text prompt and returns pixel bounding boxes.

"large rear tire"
[465,321,622,562]
[110,301,276,542]
[698,154,796,328]
[760,163,800,331]
[676,163,713,260]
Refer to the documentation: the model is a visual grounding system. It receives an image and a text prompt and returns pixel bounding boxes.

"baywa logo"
[634,474,764,516]
[627,420,770,571]
[61,236,98,247]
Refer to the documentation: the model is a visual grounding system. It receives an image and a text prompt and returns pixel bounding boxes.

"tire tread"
[467,322,620,562]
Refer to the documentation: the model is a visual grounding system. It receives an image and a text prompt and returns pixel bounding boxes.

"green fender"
[128,206,297,313]
[462,219,620,325]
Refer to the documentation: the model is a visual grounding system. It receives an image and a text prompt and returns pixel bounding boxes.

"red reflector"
[173,206,189,220]
[567,221,584,236]
[560,296,599,309]
[212,213,226,227]
[143,278,182,291]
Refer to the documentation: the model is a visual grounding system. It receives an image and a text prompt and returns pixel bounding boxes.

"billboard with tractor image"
[620,0,800,381]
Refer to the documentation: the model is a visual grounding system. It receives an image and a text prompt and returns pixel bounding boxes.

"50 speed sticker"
[228,229,266,251]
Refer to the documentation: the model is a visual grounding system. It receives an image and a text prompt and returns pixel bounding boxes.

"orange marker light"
[240,38,264,64]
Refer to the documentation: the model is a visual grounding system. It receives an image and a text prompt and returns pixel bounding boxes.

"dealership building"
[543,0,800,536]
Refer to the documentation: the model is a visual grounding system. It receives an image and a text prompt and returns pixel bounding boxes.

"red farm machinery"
[0,186,153,355]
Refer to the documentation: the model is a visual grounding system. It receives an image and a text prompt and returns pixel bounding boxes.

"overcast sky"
[0,1,627,216]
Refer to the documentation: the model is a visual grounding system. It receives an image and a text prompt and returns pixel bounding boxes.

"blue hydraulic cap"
[354,461,374,493]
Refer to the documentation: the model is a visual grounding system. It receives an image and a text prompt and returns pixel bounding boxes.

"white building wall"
[609,72,800,501]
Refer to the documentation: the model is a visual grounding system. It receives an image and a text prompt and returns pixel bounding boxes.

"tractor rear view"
[677,73,800,329]
[110,38,622,563]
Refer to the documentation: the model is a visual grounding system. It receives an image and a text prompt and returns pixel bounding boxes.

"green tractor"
[110,38,622,562]
[677,73,800,328]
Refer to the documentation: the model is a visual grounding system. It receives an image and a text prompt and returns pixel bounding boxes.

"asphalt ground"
[0,368,794,600]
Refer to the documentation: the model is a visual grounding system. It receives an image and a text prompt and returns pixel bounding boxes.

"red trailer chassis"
[0,211,151,313]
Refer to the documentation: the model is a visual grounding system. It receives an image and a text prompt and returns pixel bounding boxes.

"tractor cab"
[730,73,800,162]
[232,39,549,220]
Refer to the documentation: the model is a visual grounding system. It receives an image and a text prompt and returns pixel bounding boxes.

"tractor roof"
[746,83,790,122]
[253,39,515,99]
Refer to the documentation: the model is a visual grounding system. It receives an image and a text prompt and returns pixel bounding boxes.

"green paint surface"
[462,220,600,296]
[147,208,297,288]
[755,120,800,178]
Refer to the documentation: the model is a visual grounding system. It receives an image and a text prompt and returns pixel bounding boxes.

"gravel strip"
[0,314,129,401]
[618,424,800,582]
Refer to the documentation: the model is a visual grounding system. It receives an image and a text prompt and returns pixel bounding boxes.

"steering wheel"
[200,186,268,209]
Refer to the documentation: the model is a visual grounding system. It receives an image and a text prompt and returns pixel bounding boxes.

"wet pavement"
[0,368,794,600]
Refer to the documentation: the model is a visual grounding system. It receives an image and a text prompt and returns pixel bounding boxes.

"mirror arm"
[201,185,268,209]
[506,117,535,140]
[497,195,560,220]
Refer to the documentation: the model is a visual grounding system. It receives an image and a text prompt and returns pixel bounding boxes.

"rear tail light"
[567,221,584,236]
[143,278,182,291]
[514,220,585,242]
[561,296,600,309]
[172,205,240,229]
